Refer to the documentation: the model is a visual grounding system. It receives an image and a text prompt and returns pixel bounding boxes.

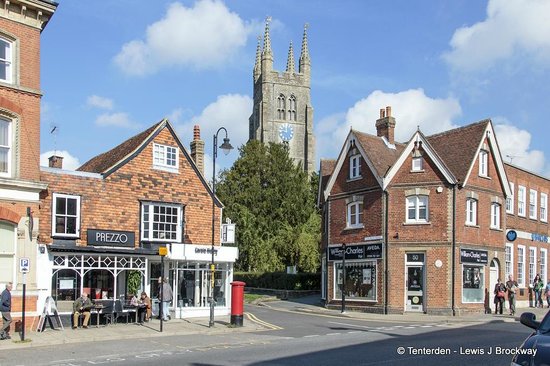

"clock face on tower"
[279,123,294,142]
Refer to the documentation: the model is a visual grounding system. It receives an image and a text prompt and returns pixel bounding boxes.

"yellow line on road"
[245,312,283,330]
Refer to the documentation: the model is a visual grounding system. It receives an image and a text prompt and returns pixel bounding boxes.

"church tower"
[248,19,315,175]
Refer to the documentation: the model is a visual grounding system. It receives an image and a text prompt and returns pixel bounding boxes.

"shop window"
[0,221,16,283]
[175,262,229,308]
[462,265,484,303]
[334,261,376,301]
[153,143,178,173]
[141,202,183,242]
[52,193,81,237]
[406,195,428,223]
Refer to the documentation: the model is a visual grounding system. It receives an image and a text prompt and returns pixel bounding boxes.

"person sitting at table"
[129,293,139,307]
[72,292,93,329]
[137,291,151,324]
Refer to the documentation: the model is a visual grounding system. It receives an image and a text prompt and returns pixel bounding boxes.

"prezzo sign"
[87,229,135,247]
[328,243,382,261]
[460,248,488,264]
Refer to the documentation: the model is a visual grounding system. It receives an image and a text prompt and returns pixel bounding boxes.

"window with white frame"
[529,247,536,285]
[153,143,178,172]
[0,116,11,176]
[412,157,423,171]
[506,182,514,214]
[529,189,537,219]
[505,243,513,280]
[479,150,488,177]
[518,186,526,217]
[349,155,361,179]
[346,201,363,228]
[141,202,183,242]
[466,198,477,226]
[541,248,547,284]
[406,195,428,223]
[490,203,501,229]
[52,193,81,237]
[518,245,525,287]
[541,193,548,222]
[0,37,13,83]
[0,221,16,283]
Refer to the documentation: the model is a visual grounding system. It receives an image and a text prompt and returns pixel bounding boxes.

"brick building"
[38,121,238,318]
[319,107,513,315]
[0,0,56,328]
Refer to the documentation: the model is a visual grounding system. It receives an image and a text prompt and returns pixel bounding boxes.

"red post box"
[230,281,246,327]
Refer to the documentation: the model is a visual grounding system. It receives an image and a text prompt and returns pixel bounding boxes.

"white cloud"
[114,0,252,76]
[494,119,545,174]
[87,95,114,110]
[95,112,134,128]
[443,0,550,72]
[40,150,81,171]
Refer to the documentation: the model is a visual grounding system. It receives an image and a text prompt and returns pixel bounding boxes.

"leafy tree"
[216,140,320,272]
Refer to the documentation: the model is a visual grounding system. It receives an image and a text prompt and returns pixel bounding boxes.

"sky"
[39,0,550,181]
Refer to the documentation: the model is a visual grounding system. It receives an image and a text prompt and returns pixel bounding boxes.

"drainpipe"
[452,184,457,316]
[384,190,389,315]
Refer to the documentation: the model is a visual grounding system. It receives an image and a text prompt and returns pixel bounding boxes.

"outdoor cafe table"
[91,304,104,328]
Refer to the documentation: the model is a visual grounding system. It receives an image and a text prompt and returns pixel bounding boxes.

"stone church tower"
[248,19,315,175]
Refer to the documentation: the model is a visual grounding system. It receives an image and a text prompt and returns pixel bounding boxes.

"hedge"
[234,272,320,291]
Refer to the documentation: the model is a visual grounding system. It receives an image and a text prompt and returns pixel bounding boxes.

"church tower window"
[277,94,286,120]
[289,95,297,121]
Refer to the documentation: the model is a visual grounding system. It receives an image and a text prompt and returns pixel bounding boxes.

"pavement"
[1,296,548,350]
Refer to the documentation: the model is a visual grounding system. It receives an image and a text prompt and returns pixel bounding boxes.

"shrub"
[234,272,320,291]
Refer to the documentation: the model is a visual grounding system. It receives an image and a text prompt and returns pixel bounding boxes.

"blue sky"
[39,0,550,180]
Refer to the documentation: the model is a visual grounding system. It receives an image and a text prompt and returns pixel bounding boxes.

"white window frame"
[406,195,428,223]
[466,198,477,226]
[51,193,81,238]
[478,150,488,177]
[0,36,13,84]
[411,157,423,171]
[518,245,525,287]
[346,201,363,229]
[529,189,537,220]
[505,243,513,280]
[506,182,514,214]
[541,193,548,222]
[490,203,501,229]
[141,202,183,242]
[153,143,179,173]
[349,155,361,179]
[0,116,12,177]
[0,221,17,285]
[541,248,547,284]
[529,247,536,285]
[518,185,526,217]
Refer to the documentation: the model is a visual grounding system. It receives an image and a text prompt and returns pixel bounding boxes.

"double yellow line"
[245,312,283,330]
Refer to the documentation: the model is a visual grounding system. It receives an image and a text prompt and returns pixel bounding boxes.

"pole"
[341,243,346,313]
[22,273,26,341]
[160,256,164,333]
[210,131,218,328]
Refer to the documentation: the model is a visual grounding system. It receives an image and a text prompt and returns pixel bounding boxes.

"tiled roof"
[319,159,336,204]
[77,120,164,174]
[427,119,489,183]
[354,131,406,178]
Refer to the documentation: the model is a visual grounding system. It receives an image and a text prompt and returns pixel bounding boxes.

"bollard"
[230,281,246,327]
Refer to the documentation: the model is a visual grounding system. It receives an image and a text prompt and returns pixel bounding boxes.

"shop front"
[460,248,488,306]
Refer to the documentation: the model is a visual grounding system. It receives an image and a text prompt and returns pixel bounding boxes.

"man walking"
[506,274,519,316]
[1,282,12,340]
[160,277,173,321]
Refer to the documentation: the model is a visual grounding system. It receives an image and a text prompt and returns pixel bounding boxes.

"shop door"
[406,265,424,312]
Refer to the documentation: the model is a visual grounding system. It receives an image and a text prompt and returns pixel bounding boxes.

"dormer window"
[479,150,488,177]
[412,157,423,171]
[153,143,179,173]
[349,154,361,179]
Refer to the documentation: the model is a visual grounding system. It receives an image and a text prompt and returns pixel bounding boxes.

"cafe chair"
[102,300,116,325]
[114,299,133,324]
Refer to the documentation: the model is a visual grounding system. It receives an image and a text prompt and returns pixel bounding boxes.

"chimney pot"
[193,125,200,141]
[380,108,385,119]
[48,155,63,169]
[386,106,392,117]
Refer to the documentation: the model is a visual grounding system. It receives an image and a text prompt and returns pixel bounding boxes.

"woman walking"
[494,278,506,315]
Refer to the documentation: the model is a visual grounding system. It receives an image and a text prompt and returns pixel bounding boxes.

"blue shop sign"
[531,233,549,243]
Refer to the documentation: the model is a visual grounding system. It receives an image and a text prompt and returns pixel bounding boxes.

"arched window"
[288,95,296,121]
[277,94,286,120]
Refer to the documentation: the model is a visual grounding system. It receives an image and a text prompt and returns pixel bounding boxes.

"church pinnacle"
[299,23,310,73]
[254,35,261,81]
[262,17,273,58]
[286,41,295,73]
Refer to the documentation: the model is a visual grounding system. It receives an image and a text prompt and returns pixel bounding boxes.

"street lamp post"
[210,127,233,328]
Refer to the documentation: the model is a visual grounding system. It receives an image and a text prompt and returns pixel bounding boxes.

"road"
[1,304,534,366]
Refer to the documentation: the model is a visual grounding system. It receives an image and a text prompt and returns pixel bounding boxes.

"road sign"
[20,257,30,273]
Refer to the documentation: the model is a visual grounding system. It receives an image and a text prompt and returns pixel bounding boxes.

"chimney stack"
[48,155,63,169]
[375,105,396,145]
[190,125,205,176]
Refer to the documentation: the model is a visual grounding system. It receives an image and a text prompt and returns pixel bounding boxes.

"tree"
[216,140,320,272]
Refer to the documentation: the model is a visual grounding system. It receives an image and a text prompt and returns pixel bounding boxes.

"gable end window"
[0,37,13,84]
[349,155,361,179]
[153,143,179,173]
[406,195,428,223]
[412,157,423,171]
[346,201,363,228]
[478,150,488,177]
[141,202,183,242]
[52,193,81,237]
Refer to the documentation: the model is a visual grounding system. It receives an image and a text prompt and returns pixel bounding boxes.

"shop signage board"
[460,248,488,264]
[328,243,383,261]
[87,229,135,247]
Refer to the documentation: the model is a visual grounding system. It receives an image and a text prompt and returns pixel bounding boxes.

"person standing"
[161,277,173,321]
[0,282,12,340]
[545,280,550,308]
[493,278,506,315]
[72,292,93,329]
[506,274,519,316]
[534,275,544,308]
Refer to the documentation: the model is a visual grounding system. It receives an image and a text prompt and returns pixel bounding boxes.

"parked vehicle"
[512,311,550,365]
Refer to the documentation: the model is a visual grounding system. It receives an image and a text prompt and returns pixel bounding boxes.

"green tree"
[216,140,320,272]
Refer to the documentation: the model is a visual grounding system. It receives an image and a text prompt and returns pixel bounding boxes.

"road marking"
[326,332,341,336]
[304,334,319,338]
[245,312,283,330]
[328,321,373,329]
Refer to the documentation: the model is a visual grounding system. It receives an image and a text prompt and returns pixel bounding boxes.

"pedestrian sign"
[20,257,30,273]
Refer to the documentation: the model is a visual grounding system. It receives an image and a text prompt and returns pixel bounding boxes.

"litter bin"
[230,281,246,327]
[152,298,160,317]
